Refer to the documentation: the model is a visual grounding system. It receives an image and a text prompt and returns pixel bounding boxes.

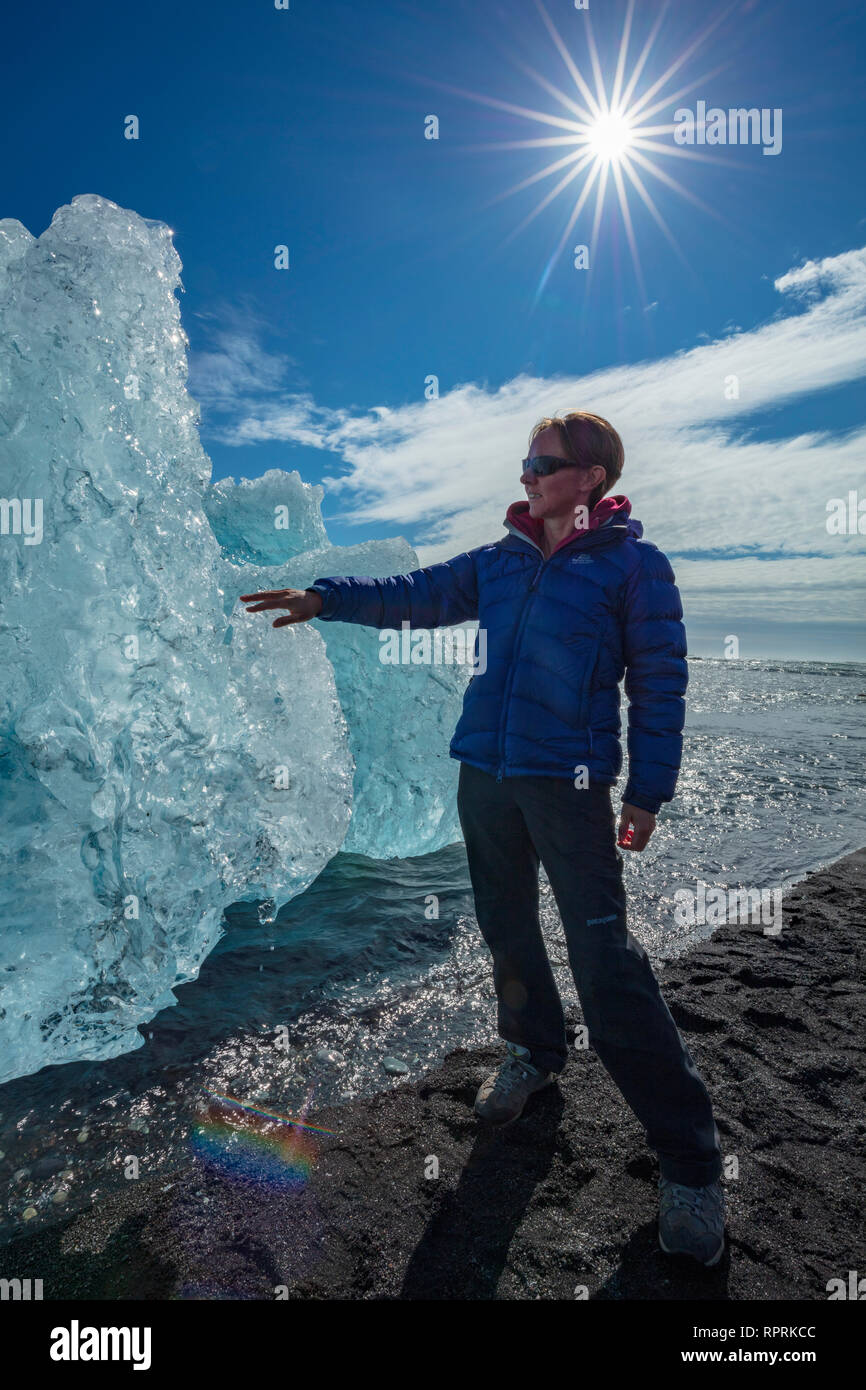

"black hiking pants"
[457,761,722,1187]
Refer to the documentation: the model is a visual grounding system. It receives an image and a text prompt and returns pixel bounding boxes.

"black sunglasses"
[521,455,589,478]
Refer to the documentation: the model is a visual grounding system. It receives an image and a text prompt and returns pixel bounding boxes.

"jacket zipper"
[495,526,616,781]
[496,540,546,780]
[577,643,601,734]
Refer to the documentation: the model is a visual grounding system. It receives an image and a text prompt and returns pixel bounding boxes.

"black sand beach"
[3,847,864,1301]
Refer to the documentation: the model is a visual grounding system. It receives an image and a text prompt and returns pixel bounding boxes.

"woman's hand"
[240,588,323,628]
[617,803,656,852]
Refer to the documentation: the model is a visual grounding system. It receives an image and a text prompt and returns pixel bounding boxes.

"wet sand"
[3,847,864,1300]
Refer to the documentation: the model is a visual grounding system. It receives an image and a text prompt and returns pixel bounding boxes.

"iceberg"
[204,467,328,565]
[220,532,470,860]
[0,195,468,1084]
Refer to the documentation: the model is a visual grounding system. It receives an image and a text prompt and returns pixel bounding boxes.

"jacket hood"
[504,494,641,555]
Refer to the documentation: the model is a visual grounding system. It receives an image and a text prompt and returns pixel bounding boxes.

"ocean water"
[1,657,864,1241]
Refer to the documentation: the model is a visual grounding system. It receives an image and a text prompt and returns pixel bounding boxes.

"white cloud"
[189,247,866,636]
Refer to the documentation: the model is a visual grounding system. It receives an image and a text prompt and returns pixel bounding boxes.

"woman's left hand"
[617,803,656,852]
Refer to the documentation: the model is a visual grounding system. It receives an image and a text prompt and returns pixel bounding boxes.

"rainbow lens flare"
[190,1088,332,1190]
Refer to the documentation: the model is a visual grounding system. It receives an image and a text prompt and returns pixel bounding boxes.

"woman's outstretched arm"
[242,550,480,630]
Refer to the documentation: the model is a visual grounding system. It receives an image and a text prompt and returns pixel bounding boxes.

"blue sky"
[3,0,865,658]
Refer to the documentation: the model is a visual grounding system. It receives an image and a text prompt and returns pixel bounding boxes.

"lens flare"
[190,1088,332,1190]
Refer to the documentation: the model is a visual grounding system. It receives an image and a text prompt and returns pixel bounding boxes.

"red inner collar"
[505,494,631,554]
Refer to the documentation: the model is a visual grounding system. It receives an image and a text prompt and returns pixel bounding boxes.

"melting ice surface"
[0,196,468,1084]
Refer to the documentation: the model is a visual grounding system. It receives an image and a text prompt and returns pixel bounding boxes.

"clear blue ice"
[0,196,468,1083]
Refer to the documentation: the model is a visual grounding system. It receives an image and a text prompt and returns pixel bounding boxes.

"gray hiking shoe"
[474,1043,555,1126]
[658,1177,726,1267]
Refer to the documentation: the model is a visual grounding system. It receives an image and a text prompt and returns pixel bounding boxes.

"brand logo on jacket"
[571,555,594,565]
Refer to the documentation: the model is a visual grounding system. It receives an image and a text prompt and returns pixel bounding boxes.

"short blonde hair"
[528,411,624,509]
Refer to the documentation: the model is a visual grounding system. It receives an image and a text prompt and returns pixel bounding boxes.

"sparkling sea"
[1,657,864,1239]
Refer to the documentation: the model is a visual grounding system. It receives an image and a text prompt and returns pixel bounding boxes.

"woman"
[241,411,725,1268]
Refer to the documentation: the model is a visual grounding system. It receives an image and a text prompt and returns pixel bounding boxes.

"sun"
[431,0,733,305]
[586,111,633,164]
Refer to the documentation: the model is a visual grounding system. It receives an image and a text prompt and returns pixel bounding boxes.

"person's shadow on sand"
[400,1084,567,1299]
[399,1076,732,1300]
[594,1223,731,1300]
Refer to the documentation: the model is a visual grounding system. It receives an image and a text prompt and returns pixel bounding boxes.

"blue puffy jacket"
[309,496,688,815]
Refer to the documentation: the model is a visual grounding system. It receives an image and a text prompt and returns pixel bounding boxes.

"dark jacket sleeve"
[621,545,688,815]
[307,550,479,629]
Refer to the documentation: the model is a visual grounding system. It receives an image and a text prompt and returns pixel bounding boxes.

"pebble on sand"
[382,1056,409,1076]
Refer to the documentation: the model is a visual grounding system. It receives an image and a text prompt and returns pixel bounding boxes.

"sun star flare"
[450,0,736,304]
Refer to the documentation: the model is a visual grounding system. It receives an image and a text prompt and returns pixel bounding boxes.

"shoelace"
[661,1181,717,1219]
[492,1055,535,1096]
